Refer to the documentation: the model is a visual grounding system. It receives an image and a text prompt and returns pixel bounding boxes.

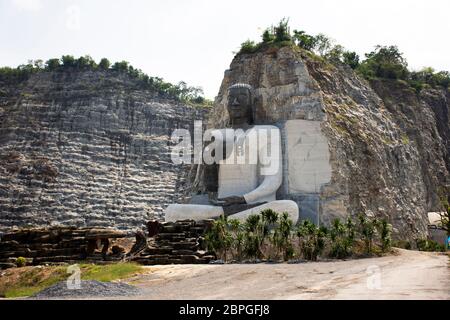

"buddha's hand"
[217,196,246,206]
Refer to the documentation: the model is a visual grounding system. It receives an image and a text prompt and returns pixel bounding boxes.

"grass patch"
[79,263,143,282]
[0,263,143,298]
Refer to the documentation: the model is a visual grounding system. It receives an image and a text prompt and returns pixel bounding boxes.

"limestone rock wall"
[0,71,205,232]
[206,46,449,240]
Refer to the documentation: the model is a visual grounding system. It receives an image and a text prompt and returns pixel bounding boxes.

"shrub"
[293,30,316,51]
[392,240,412,250]
[15,257,27,267]
[416,239,446,252]
[262,28,275,43]
[239,40,258,54]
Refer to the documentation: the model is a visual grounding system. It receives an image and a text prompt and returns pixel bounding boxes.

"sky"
[0,0,449,98]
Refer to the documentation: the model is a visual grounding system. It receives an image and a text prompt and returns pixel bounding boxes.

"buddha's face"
[227,87,252,124]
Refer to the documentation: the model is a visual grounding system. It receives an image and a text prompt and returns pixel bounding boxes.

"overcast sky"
[1,0,449,98]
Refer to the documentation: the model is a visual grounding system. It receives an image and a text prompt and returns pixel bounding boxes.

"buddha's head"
[227,83,254,126]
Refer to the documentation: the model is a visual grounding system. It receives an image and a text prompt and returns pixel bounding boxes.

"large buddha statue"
[165,84,299,223]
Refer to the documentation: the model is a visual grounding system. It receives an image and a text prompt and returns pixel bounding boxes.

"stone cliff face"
[0,70,205,231]
[1,49,448,240]
[208,46,449,240]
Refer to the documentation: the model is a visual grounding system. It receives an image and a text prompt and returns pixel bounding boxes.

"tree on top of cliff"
[237,19,361,70]
[357,45,409,80]
[0,55,210,106]
[237,19,450,92]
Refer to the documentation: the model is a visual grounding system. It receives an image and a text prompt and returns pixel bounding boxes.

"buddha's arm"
[243,128,282,204]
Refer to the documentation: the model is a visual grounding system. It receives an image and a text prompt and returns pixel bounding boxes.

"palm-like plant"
[296,220,327,261]
[228,218,245,261]
[329,218,355,258]
[358,214,377,255]
[272,212,294,261]
[243,214,266,261]
[204,215,232,262]
[376,219,392,253]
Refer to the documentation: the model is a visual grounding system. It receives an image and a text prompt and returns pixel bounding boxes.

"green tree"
[262,28,275,43]
[293,30,316,51]
[45,58,61,71]
[433,71,450,88]
[61,55,76,68]
[111,60,130,72]
[273,18,291,43]
[313,33,333,56]
[76,55,97,70]
[98,58,111,70]
[33,59,44,70]
[342,51,360,69]
[357,45,409,80]
[324,45,344,63]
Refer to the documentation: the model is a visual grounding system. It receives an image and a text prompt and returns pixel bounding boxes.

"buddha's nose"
[232,97,240,106]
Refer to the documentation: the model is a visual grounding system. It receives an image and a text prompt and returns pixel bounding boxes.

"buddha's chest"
[217,163,258,198]
[217,136,259,198]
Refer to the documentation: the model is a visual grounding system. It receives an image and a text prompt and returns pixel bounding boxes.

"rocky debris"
[30,280,140,299]
[131,220,216,265]
[0,221,216,269]
[0,227,130,268]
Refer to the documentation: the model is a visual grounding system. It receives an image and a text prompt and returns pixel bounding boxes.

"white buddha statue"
[165,84,299,223]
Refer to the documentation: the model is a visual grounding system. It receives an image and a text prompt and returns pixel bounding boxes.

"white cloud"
[12,0,42,11]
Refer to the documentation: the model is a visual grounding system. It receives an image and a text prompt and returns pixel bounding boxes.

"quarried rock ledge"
[0,220,215,269]
[0,227,130,269]
[130,219,215,265]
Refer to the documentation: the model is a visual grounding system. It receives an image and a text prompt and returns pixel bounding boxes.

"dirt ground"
[122,249,449,300]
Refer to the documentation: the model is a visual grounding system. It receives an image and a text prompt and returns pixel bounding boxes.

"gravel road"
[28,249,448,300]
[125,249,449,300]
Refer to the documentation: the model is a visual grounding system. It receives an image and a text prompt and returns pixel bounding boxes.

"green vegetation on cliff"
[238,19,450,93]
[0,55,211,106]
